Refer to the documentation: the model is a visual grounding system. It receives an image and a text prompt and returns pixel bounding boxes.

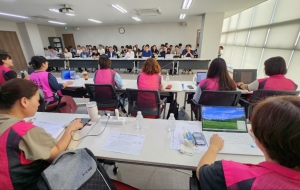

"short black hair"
[145,45,149,48]
[179,43,182,46]
[175,45,179,48]
[121,46,124,48]
[186,44,192,48]
[0,54,11,65]
[48,46,54,49]
[127,45,132,49]
[161,44,164,46]
[264,56,287,76]
[29,56,47,70]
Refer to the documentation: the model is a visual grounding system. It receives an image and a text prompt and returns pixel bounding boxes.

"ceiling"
[0,0,266,27]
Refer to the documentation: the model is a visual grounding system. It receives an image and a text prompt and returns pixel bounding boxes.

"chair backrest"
[85,84,119,109]
[38,89,46,112]
[126,88,161,117]
[250,90,300,103]
[199,90,241,106]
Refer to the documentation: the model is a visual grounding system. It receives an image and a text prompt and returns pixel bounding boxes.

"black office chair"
[37,90,67,112]
[191,90,241,121]
[239,89,300,120]
[85,84,123,111]
[126,89,167,119]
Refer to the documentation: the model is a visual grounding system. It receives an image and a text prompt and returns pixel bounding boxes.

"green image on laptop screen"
[202,106,247,131]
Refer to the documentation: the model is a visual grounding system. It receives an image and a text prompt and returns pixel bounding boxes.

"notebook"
[61,70,76,80]
[201,106,263,156]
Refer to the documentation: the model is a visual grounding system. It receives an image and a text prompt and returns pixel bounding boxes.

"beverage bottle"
[168,113,176,132]
[136,111,143,129]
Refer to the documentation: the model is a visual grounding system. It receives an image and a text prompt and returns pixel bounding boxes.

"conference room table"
[181,81,254,109]
[47,58,211,75]
[57,78,183,100]
[36,112,264,173]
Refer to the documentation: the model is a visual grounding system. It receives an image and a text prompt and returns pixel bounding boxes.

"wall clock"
[119,27,125,34]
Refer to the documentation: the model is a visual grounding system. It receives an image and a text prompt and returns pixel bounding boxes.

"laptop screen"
[202,106,247,132]
[197,72,207,84]
[61,70,76,80]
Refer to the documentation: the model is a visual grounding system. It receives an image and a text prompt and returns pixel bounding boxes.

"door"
[62,34,76,49]
[0,31,27,70]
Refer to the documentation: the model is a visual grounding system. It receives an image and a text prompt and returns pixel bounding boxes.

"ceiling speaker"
[181,22,187,26]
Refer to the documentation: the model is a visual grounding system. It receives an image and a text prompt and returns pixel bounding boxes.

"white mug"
[87,101,98,122]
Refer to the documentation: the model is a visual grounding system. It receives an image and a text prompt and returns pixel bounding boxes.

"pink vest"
[137,72,162,90]
[258,74,297,90]
[94,69,116,86]
[222,160,300,189]
[0,65,12,85]
[30,71,54,102]
[0,121,48,189]
[199,77,220,90]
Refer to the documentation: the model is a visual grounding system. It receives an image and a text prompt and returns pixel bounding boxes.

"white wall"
[0,20,30,61]
[38,25,57,48]
[55,21,201,49]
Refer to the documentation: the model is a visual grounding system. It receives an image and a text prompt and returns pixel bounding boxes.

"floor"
[55,71,197,189]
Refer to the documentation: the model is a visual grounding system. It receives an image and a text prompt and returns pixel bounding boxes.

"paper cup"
[82,71,88,80]
[87,101,98,122]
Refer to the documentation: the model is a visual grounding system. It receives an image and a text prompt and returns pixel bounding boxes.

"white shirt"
[98,49,105,55]
[125,51,135,58]
[77,49,82,54]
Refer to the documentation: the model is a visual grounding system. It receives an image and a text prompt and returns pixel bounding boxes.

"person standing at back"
[237,56,297,92]
[142,45,152,58]
[0,50,18,85]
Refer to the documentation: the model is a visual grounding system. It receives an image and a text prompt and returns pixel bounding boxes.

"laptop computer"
[61,70,76,80]
[196,72,207,85]
[201,106,263,156]
[165,54,174,59]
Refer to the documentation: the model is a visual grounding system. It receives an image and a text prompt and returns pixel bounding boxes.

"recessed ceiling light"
[179,14,186,19]
[132,17,141,22]
[49,9,59,13]
[182,0,193,9]
[112,4,127,13]
[66,13,75,16]
[48,20,66,25]
[88,19,102,23]
[0,12,28,19]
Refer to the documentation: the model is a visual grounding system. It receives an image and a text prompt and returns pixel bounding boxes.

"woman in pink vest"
[192,58,236,116]
[237,56,298,91]
[29,56,78,113]
[136,58,162,110]
[94,55,123,88]
[0,79,83,189]
[0,51,18,85]
[197,96,300,189]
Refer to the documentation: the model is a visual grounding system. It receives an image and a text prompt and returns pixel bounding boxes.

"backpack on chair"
[167,99,179,119]
[37,148,116,190]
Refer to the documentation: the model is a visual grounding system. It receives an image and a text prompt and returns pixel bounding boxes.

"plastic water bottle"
[192,74,196,84]
[168,113,176,132]
[136,111,143,129]
[166,72,170,84]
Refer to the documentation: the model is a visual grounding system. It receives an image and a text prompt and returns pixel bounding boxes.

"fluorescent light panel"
[66,13,75,16]
[49,9,59,13]
[0,12,28,19]
[48,20,66,25]
[132,17,141,21]
[88,19,102,23]
[179,14,186,19]
[182,0,193,9]
[112,4,127,13]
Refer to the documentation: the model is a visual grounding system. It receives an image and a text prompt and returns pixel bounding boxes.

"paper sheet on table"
[170,122,208,153]
[33,120,65,138]
[102,132,145,155]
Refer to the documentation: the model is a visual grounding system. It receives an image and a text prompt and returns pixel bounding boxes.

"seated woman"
[192,58,236,116]
[197,96,300,189]
[136,58,163,112]
[0,78,83,189]
[237,56,298,91]
[29,56,78,113]
[0,51,19,85]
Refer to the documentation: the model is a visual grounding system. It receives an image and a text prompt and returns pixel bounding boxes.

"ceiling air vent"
[134,8,162,16]
[30,15,55,21]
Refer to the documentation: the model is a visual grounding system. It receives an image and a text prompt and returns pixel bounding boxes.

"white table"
[181,81,253,108]
[57,78,183,100]
[77,117,264,171]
